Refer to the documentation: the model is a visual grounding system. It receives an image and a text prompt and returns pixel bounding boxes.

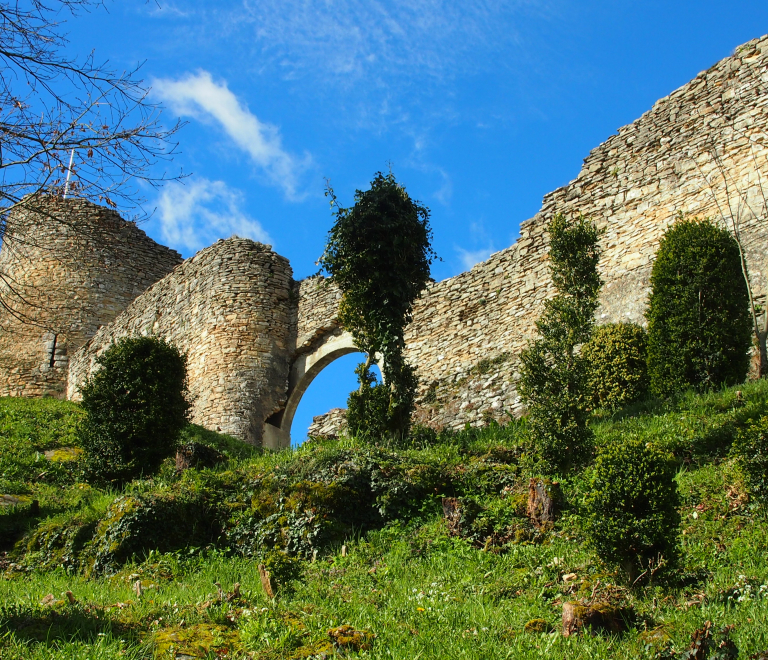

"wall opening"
[264,330,386,448]
[48,333,58,369]
[290,352,372,446]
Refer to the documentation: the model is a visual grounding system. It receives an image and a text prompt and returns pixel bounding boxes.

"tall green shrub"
[583,439,680,581]
[646,218,752,398]
[78,336,190,484]
[583,323,648,410]
[731,415,768,506]
[518,214,603,473]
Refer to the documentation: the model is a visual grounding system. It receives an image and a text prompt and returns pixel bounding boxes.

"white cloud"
[155,178,272,253]
[236,0,550,84]
[455,245,495,271]
[152,71,310,199]
[144,1,190,18]
[455,220,496,270]
[433,169,453,205]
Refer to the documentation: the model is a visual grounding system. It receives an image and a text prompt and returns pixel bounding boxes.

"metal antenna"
[63,149,75,199]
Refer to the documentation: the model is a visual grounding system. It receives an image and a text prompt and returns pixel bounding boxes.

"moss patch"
[44,447,84,462]
[153,623,240,659]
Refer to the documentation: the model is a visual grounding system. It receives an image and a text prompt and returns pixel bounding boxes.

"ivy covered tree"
[518,214,603,473]
[320,172,436,441]
[646,217,752,398]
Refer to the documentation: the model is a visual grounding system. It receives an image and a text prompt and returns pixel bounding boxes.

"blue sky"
[63,1,768,443]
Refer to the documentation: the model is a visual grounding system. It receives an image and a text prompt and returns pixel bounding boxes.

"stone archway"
[263,331,361,448]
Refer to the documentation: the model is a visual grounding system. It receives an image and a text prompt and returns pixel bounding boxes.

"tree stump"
[258,564,275,599]
[442,497,462,535]
[562,601,628,637]
[175,442,224,472]
[527,478,561,528]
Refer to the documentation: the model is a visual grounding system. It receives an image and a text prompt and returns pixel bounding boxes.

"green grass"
[2,381,768,658]
[0,397,83,495]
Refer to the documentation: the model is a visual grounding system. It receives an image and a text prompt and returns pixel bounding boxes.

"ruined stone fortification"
[0,198,181,398]
[4,36,768,445]
[67,239,295,444]
[307,407,348,440]
[306,35,768,433]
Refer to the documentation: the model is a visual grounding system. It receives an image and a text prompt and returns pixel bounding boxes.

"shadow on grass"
[0,603,138,647]
[0,503,39,552]
[180,424,261,461]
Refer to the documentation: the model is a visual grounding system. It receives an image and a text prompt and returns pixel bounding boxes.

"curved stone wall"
[0,197,182,398]
[67,239,295,445]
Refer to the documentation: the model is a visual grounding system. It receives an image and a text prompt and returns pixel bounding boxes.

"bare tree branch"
[0,0,186,324]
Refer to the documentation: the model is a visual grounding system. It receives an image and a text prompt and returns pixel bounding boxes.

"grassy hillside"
[2,381,768,659]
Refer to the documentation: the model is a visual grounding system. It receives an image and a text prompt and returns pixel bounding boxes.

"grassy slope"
[1,381,768,659]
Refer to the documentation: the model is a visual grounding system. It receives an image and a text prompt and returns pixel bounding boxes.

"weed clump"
[18,513,99,572]
[582,439,680,581]
[85,491,220,576]
[731,414,768,506]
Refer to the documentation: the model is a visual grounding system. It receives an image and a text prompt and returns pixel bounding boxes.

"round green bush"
[78,336,190,484]
[583,323,648,410]
[582,439,680,580]
[731,415,768,506]
[646,218,752,398]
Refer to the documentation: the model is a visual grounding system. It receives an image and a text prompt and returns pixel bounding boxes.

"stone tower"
[67,238,296,446]
[0,197,182,398]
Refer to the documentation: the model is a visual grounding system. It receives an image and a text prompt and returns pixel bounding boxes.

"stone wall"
[407,35,768,431]
[8,36,768,445]
[294,275,343,352]
[0,197,181,398]
[307,408,348,439]
[67,239,295,445]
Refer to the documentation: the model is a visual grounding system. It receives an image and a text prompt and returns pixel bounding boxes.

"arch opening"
[262,331,367,448]
[290,353,365,446]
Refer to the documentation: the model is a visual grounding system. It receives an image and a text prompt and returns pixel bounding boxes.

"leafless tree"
[0,0,184,319]
[701,138,768,378]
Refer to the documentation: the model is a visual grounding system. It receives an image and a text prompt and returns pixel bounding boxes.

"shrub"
[519,214,603,473]
[583,323,648,410]
[85,491,220,576]
[16,513,100,572]
[78,336,191,484]
[731,415,768,505]
[646,217,752,398]
[346,363,391,441]
[582,439,680,581]
[226,478,359,558]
